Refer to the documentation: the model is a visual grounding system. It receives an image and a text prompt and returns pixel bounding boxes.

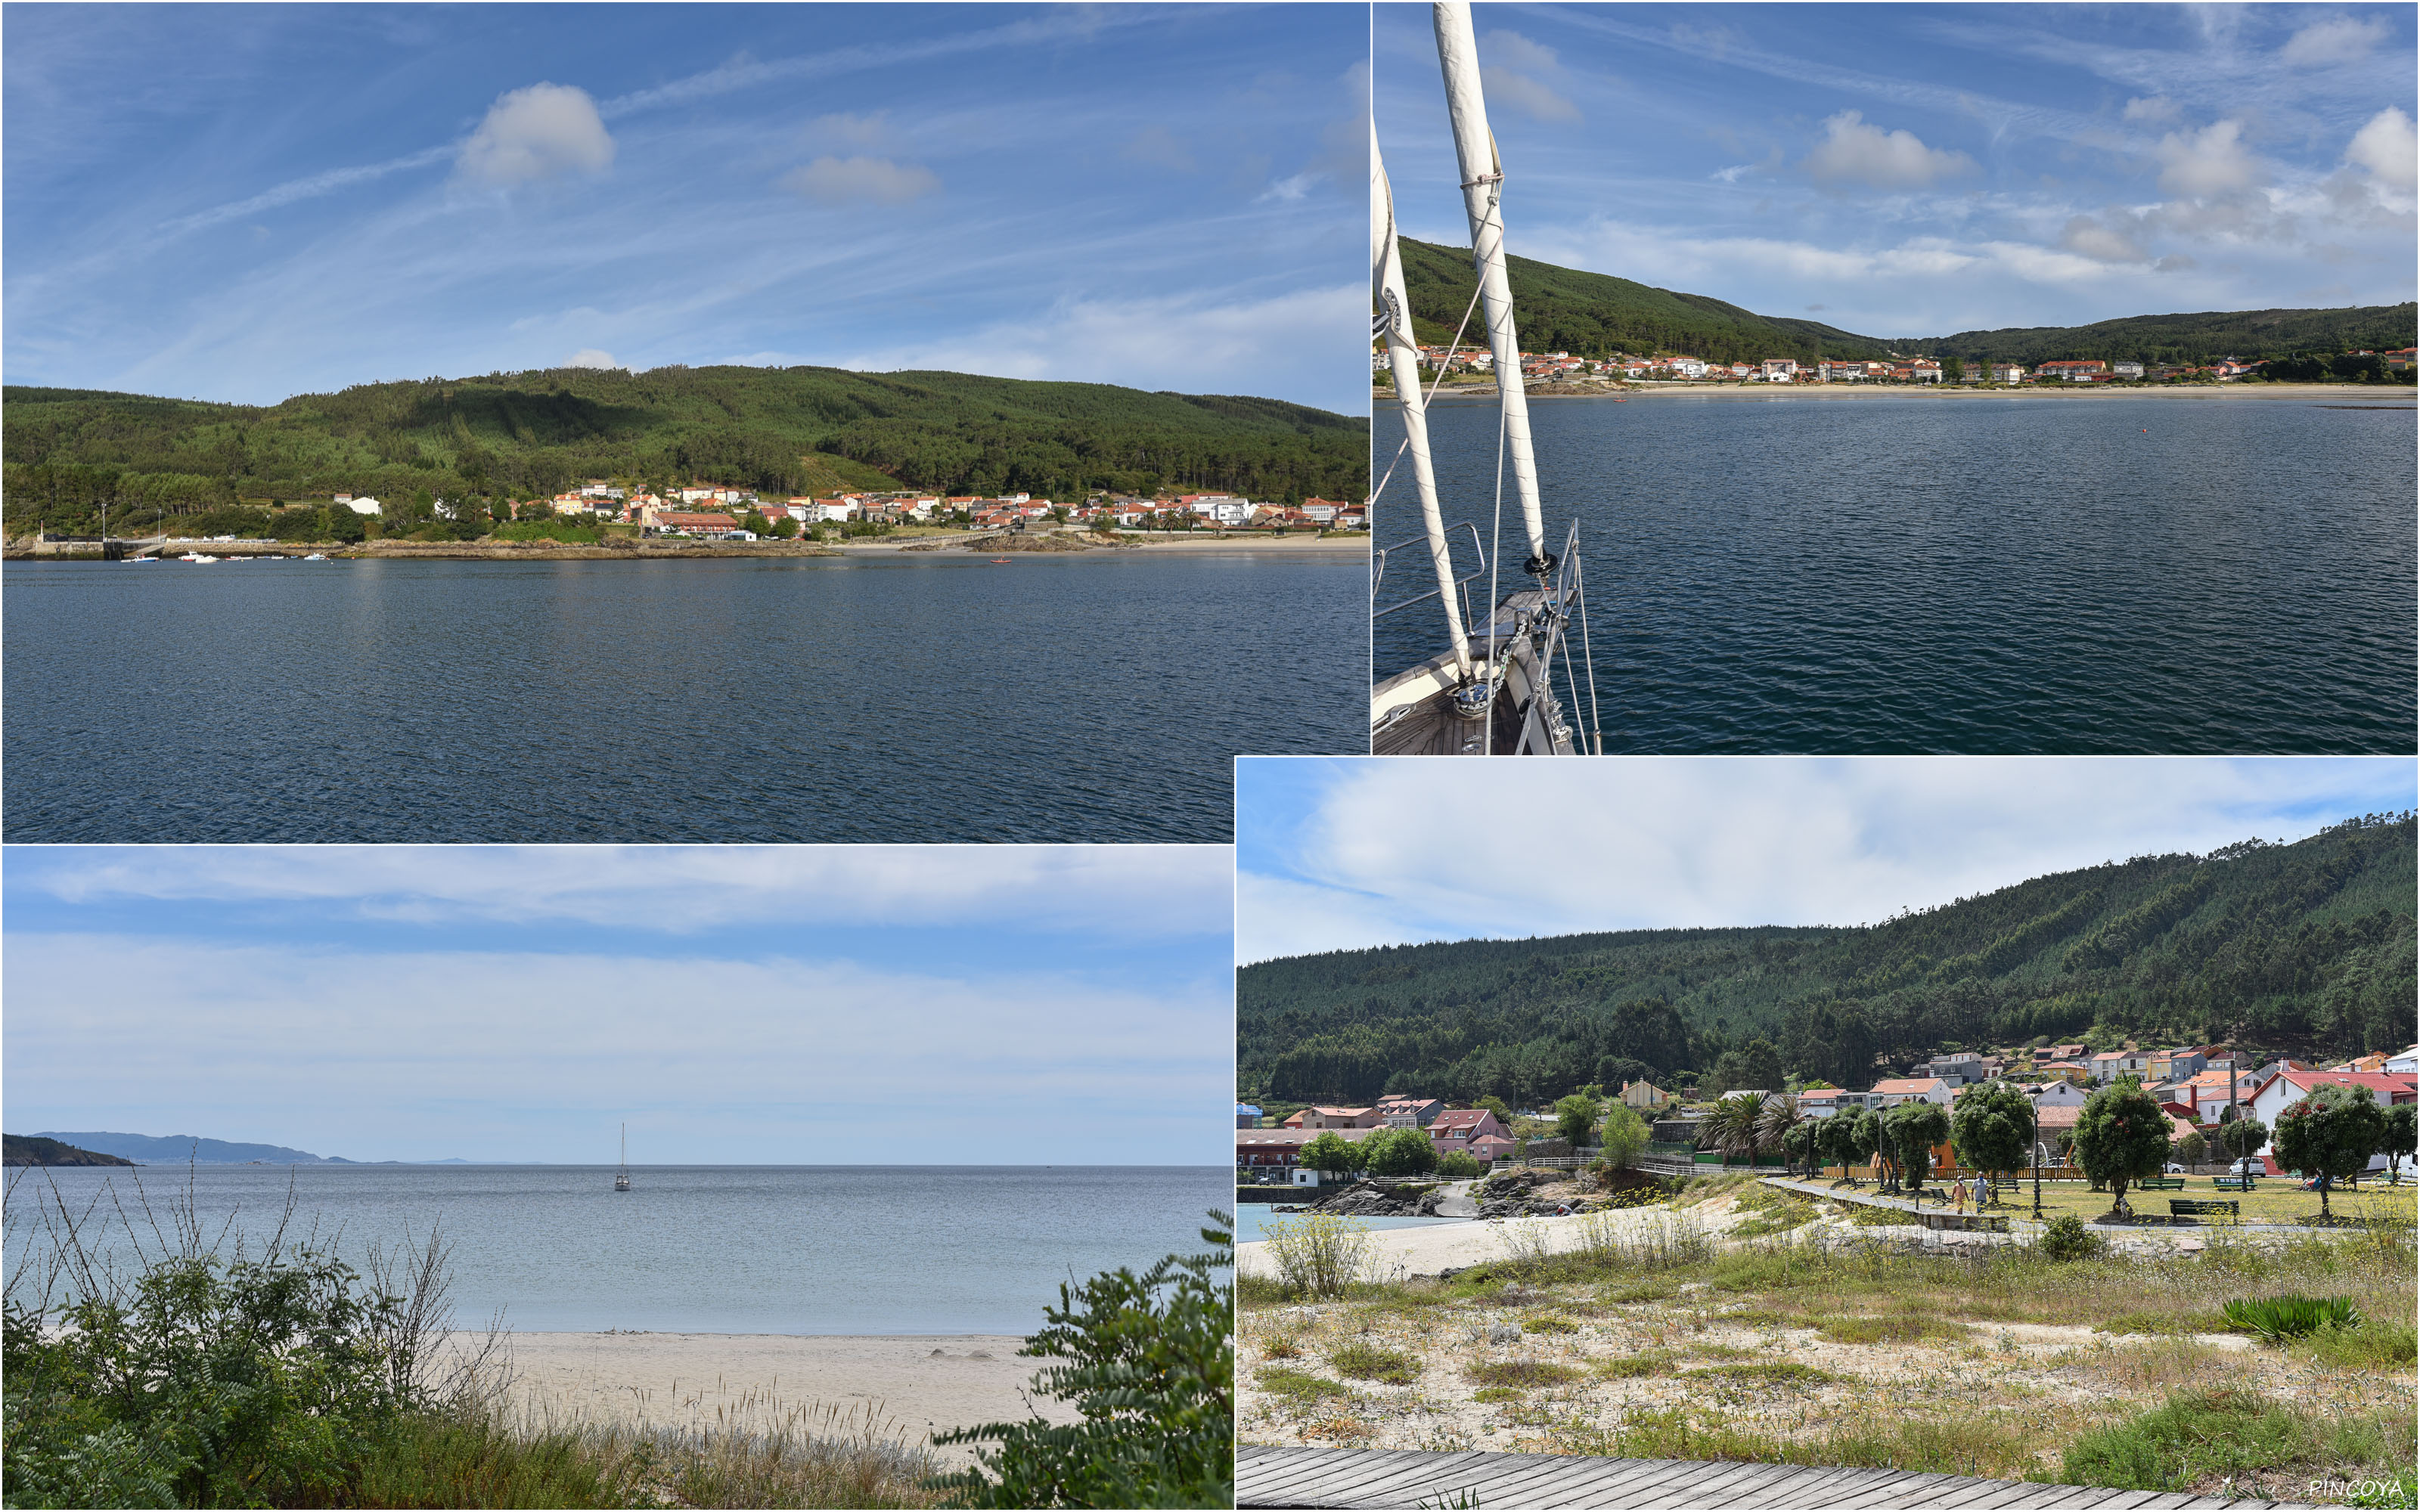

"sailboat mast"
[1434,0,1550,575]
[1373,119,1473,678]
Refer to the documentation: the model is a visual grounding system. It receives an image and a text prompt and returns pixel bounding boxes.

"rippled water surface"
[1376,394,2416,752]
[5,552,1363,840]
[4,1164,1229,1334]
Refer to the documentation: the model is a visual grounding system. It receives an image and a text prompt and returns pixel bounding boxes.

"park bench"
[2212,1176,2259,1191]
[2170,1198,2239,1221]
[2138,1177,2186,1190]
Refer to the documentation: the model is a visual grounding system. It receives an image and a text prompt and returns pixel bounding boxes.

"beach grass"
[1237,1196,2417,1504]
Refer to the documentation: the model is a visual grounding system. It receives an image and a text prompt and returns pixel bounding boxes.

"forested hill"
[2,365,1368,534]
[1398,237,1892,366]
[1238,813,2415,1108]
[1398,235,2417,370]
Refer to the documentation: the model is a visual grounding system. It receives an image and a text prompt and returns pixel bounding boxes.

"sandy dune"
[471,1331,1075,1467]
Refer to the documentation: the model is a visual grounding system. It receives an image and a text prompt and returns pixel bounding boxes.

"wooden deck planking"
[1235,1447,2308,1509]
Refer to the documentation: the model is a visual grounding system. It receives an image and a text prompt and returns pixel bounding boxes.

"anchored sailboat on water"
[1371,1,1602,755]
[615,1123,631,1191]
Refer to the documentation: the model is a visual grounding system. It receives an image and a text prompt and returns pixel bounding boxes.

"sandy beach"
[1237,1204,1758,1281]
[479,1331,1076,1467]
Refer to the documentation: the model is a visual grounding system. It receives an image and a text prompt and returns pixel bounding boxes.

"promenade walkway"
[1237,1445,2310,1509]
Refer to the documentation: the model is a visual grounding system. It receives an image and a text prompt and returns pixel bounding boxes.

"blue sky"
[4,4,1368,413]
[1377,3,2417,338]
[5,846,1233,1164]
[1236,756,2418,962]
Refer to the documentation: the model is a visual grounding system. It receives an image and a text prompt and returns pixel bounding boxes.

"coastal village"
[1385,345,2420,386]
[1239,1040,2419,1186]
[327,484,1364,540]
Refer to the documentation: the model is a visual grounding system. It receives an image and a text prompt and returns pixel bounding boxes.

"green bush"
[2222,1294,2361,1343]
[932,1213,1232,1508]
[2060,1388,2316,1492]
[2039,1213,2105,1262]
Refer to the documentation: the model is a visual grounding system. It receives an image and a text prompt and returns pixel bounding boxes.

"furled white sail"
[1432,0,1548,572]
[1372,119,1472,677]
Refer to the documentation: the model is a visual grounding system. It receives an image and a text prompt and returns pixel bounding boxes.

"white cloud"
[1237,758,2412,962]
[2346,107,2417,187]
[2153,119,2263,197]
[1801,111,1975,190]
[1258,172,1317,203]
[2059,212,2150,263]
[1481,29,1562,74]
[26,844,1233,934]
[778,154,939,204]
[563,348,621,369]
[2280,14,2389,67]
[2121,95,2177,123]
[1481,67,1581,124]
[455,82,615,186]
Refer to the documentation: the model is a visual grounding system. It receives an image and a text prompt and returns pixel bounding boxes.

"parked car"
[2228,1157,2265,1176]
[2164,1163,2189,1173]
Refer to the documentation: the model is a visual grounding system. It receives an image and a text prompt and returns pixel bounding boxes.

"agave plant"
[2221,1294,2362,1343]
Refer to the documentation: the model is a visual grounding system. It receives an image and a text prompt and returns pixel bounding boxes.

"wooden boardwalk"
[1236,1445,2307,1509]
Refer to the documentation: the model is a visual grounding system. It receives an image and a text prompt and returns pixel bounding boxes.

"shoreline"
[1388,380,2413,405]
[5,533,1368,562]
[476,1330,1070,1467]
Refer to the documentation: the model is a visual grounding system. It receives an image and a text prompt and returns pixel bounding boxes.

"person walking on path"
[1951,1177,1969,1216]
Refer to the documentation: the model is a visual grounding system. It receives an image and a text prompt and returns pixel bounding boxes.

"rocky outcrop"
[1272,1181,1446,1217]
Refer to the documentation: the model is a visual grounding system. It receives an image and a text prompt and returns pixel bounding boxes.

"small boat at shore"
[302,553,327,560]
[988,557,1012,564]
[177,553,219,563]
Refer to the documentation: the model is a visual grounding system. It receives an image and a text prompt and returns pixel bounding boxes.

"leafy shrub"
[1522,1315,1579,1335]
[2222,1294,2361,1343]
[1680,1362,1837,1387]
[935,1213,1233,1508]
[1258,1212,1376,1299]
[2304,1321,2417,1371]
[1593,1352,1673,1379]
[2040,1212,2105,1261]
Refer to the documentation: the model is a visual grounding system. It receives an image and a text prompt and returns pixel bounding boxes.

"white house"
[1669,357,1708,379]
[2387,1046,2418,1076]
[2246,1069,2418,1169]
[1869,1077,1951,1107]
[1760,358,1798,383]
[2021,1080,2088,1109]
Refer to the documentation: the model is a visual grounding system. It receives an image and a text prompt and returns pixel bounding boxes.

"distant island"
[5,1134,135,1167]
[1,365,1370,547]
[1394,235,2418,374]
[29,1131,471,1165]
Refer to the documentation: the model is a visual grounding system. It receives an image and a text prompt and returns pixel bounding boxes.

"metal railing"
[1373,520,1488,628]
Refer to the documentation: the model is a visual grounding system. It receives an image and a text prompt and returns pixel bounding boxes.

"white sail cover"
[1373,119,1472,675]
[1433,0,1547,566]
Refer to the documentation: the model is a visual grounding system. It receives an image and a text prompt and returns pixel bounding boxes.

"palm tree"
[1701,1093,1762,1167]
[1754,1093,1801,1168]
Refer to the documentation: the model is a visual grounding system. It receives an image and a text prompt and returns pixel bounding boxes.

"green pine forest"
[2,364,1369,539]
[1238,813,2415,1110]
[1395,235,2418,373]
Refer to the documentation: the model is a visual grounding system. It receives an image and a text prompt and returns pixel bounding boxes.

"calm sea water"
[1233,1201,1464,1244]
[3,1165,1230,1335]
[1375,394,2416,752]
[2,552,1362,841]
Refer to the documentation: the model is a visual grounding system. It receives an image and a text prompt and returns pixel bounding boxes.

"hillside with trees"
[1238,813,2414,1108]
[1397,236,2416,372]
[2,365,1369,539]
